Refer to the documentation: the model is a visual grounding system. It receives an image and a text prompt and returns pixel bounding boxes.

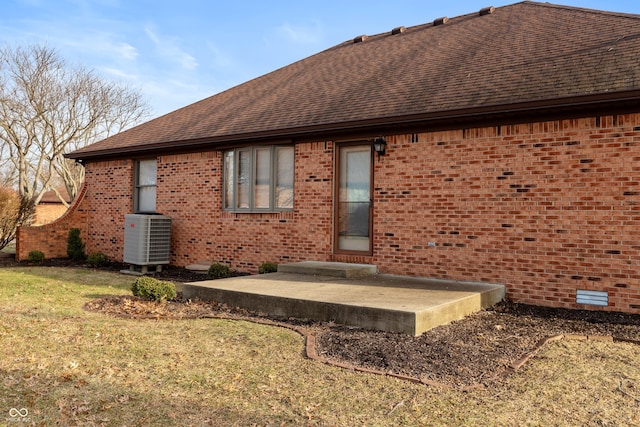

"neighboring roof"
[68,1,640,161]
[39,187,71,204]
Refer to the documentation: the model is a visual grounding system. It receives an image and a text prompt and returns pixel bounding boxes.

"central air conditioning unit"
[123,214,171,272]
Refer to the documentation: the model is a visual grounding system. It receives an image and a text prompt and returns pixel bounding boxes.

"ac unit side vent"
[576,289,608,306]
[123,214,171,266]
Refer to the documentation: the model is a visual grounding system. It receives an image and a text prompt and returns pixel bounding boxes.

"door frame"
[333,141,374,255]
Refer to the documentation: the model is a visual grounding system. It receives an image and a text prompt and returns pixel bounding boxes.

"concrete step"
[185,263,211,274]
[278,261,377,279]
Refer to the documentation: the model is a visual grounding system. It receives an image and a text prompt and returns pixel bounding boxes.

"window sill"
[222,210,294,220]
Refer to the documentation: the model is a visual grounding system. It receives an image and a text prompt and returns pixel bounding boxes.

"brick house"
[17,1,640,313]
[33,187,72,225]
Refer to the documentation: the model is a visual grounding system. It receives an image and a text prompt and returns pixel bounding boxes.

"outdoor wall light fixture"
[373,136,387,161]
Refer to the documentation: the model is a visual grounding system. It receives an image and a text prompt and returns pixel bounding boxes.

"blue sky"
[3,0,640,118]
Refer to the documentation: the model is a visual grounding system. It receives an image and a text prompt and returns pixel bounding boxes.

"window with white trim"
[134,159,157,213]
[223,146,294,212]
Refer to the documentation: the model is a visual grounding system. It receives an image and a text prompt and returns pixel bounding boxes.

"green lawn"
[1,266,639,426]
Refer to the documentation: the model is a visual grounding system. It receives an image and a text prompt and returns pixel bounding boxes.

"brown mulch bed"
[5,255,640,389]
[316,303,640,388]
[84,292,640,389]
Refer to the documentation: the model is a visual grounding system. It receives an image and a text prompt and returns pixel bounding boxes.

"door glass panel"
[337,145,371,252]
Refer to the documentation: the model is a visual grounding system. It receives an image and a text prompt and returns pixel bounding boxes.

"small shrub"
[27,250,45,263]
[258,261,278,274]
[208,262,231,279]
[67,228,86,260]
[87,252,109,267]
[131,276,177,302]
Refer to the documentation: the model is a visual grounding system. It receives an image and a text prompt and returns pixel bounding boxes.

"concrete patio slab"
[181,270,506,336]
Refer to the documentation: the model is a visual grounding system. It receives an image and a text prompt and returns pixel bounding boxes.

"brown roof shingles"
[68,1,640,160]
[39,187,71,204]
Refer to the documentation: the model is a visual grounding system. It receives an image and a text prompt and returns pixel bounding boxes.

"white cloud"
[118,42,138,60]
[144,26,198,70]
[167,78,198,91]
[71,36,139,62]
[140,78,215,116]
[100,66,140,81]
[144,26,160,44]
[276,21,323,45]
[205,42,234,69]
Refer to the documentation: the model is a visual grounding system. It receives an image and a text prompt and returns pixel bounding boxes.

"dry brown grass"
[1,266,639,426]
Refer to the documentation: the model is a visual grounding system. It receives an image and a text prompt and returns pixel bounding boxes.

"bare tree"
[0,44,150,206]
[0,187,34,250]
[0,151,16,188]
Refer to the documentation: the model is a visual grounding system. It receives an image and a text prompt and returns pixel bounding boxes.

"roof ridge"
[340,5,493,45]
[341,1,640,49]
[342,0,640,50]
[522,1,640,19]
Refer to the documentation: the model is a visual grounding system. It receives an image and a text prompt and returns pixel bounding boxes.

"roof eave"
[67,89,640,162]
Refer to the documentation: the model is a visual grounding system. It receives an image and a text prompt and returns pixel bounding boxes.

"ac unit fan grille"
[123,214,171,265]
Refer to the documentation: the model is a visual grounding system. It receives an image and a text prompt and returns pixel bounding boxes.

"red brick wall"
[82,159,133,259]
[157,143,334,269]
[17,114,640,313]
[16,183,88,260]
[17,160,133,262]
[373,115,640,312]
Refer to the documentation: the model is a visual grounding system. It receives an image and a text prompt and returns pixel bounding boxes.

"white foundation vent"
[123,214,171,266]
[576,290,608,306]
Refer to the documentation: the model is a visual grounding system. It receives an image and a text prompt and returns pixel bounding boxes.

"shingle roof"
[68,1,640,161]
[39,187,71,204]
